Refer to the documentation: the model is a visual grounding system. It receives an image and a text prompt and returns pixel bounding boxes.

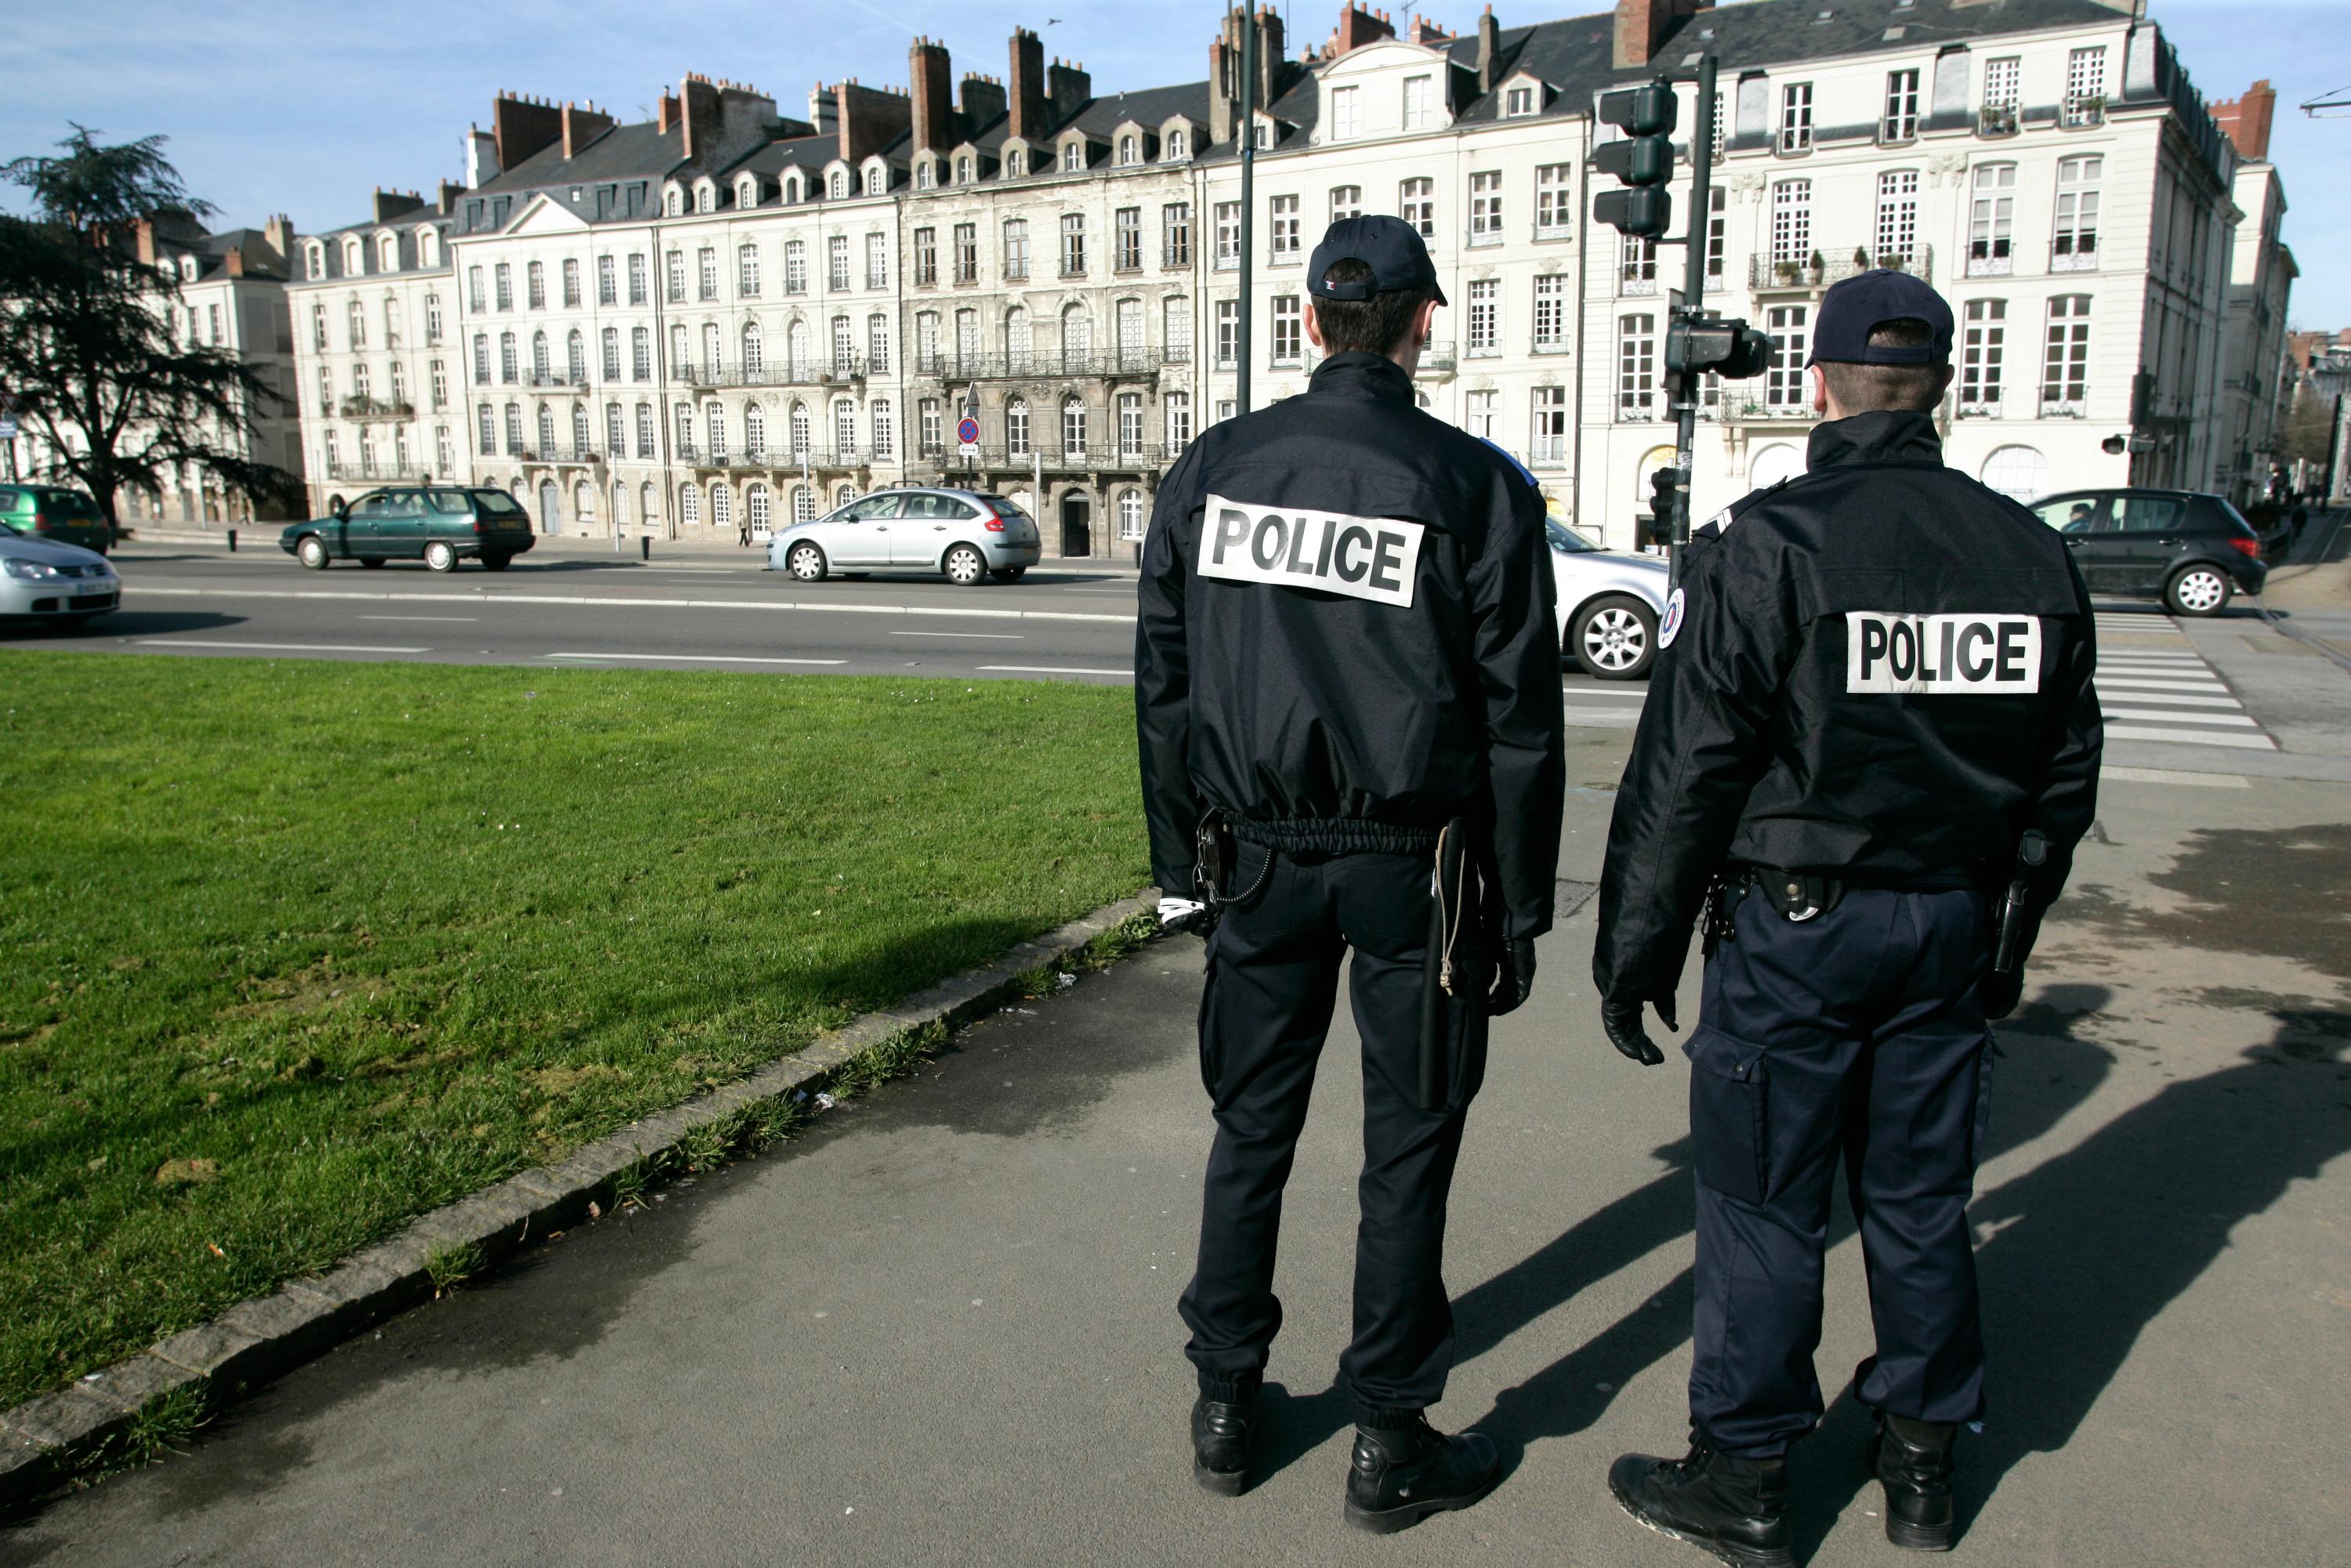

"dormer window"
[917,160,936,190]
[1008,148,1027,177]
[739,179,758,208]
[958,154,973,184]
[696,183,715,213]
[864,166,885,196]
[1119,134,1139,165]
[182,257,198,281]
[1062,140,1084,172]
[1506,85,1537,117]
[665,187,682,215]
[1166,129,1189,160]
[830,169,848,199]
[308,244,326,279]
[344,238,362,273]
[784,174,804,202]
[420,230,439,266]
[1253,121,1274,150]
[379,235,397,270]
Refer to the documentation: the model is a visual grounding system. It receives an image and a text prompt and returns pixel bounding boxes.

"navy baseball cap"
[1309,215,1447,307]
[1806,270,1954,366]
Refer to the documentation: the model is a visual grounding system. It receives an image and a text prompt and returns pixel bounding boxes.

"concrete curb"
[0,891,1158,1511]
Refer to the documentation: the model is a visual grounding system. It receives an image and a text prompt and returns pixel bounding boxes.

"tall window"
[2053,156,2103,270]
[1403,74,1432,131]
[567,329,586,383]
[561,257,581,307]
[598,254,617,305]
[706,402,726,460]
[636,403,655,459]
[1464,389,1496,440]
[1875,170,1919,263]
[478,404,495,455]
[1119,490,1147,542]
[607,402,625,455]
[1006,307,1033,372]
[473,332,490,383]
[1060,214,1085,276]
[915,311,940,371]
[665,250,685,303]
[829,235,850,290]
[632,328,650,381]
[1003,219,1030,281]
[871,400,893,458]
[1770,179,1812,264]
[1166,129,1188,160]
[1468,171,1502,241]
[1969,164,2016,276]
[1164,203,1191,266]
[313,303,329,351]
[1532,274,1569,350]
[955,223,979,283]
[1707,187,1726,284]
[743,323,764,376]
[2065,46,2107,125]
[832,316,854,375]
[1215,202,1241,267]
[628,252,647,304]
[1062,397,1087,455]
[1621,232,1658,292]
[1269,194,1299,259]
[1765,305,1809,407]
[1063,139,1085,173]
[1536,165,1573,236]
[1117,392,1144,457]
[527,260,545,308]
[702,322,723,378]
[784,241,806,294]
[1961,299,2006,411]
[430,361,447,409]
[739,244,760,296]
[958,308,982,368]
[1165,390,1192,452]
[1006,397,1031,455]
[1466,278,1498,355]
[1779,82,1813,154]
[1331,85,1359,140]
[1329,186,1361,224]
[868,313,890,375]
[914,227,937,285]
[866,233,888,290]
[1271,295,1301,364]
[1882,69,1920,142]
[1116,298,1143,368]
[499,331,517,382]
[1531,386,1567,462]
[1164,297,1191,361]
[468,266,487,312]
[1119,134,1139,166]
[790,403,810,456]
[426,294,444,342]
[2041,296,2091,411]
[698,247,718,301]
[919,400,941,455]
[1115,207,1143,270]
[1982,56,2021,130]
[1216,299,1240,368]
[348,299,366,348]
[1401,178,1434,238]
[1618,314,1656,417]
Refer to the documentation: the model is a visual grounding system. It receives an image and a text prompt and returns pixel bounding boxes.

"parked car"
[1549,519,1669,679]
[279,487,536,572]
[0,485,113,555]
[2027,487,2266,616]
[0,517,119,625]
[768,486,1044,585]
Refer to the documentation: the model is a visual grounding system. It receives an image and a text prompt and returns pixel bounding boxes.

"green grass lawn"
[0,651,1147,1411]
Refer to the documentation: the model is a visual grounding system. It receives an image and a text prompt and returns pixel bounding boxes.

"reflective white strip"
[1198,494,1424,608]
[1846,612,2041,694]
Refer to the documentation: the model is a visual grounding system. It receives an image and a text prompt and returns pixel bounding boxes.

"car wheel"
[944,544,987,586]
[2165,563,2231,617]
[1570,593,1658,680]
[423,540,459,573]
[359,556,387,569]
[787,541,828,582]
[480,554,513,571]
[993,566,1027,583]
[297,534,331,570]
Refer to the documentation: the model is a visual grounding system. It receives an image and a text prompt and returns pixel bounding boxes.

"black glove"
[1981,966,2024,1022]
[1487,938,1537,1016]
[1602,996,1677,1066]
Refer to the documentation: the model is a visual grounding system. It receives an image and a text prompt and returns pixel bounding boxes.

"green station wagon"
[0,486,114,555]
[280,487,535,571]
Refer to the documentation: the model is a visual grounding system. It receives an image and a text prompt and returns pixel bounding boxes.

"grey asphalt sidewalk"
[9,734,2348,1566]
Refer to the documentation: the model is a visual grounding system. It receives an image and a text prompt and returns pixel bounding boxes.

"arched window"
[681,483,700,526]
[566,328,585,382]
[871,399,892,458]
[1748,442,1804,491]
[738,178,758,208]
[575,483,595,524]
[1060,306,1091,371]
[792,484,813,522]
[1062,396,1087,455]
[745,403,766,459]
[571,402,589,454]
[696,183,715,214]
[538,480,560,529]
[831,315,853,375]
[531,331,550,380]
[864,165,885,196]
[868,313,889,374]
[671,323,689,375]
[607,401,624,454]
[344,238,362,273]
[1007,148,1027,178]
[1062,139,1084,172]
[1979,444,2048,502]
[748,482,771,531]
[917,160,936,190]
[613,483,630,529]
[665,186,682,216]
[1006,306,1031,372]
[743,321,763,376]
[703,321,723,377]
[1166,129,1188,160]
[829,169,848,199]
[307,244,325,278]
[705,401,726,459]
[379,234,397,270]
[420,230,438,266]
[711,482,732,531]
[835,483,860,508]
[1118,488,1146,541]
[958,154,973,184]
[1120,134,1138,165]
[639,480,658,523]
[833,397,857,457]
[790,402,810,455]
[537,404,556,454]
[788,320,810,378]
[784,174,803,203]
[1007,397,1031,456]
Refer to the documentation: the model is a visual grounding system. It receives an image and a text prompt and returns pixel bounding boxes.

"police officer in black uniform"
[1592,272,2102,1565]
[1135,215,1565,1531]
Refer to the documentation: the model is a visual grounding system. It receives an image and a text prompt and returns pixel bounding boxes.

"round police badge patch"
[1657,587,1686,650]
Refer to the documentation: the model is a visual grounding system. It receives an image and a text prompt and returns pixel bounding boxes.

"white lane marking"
[1562,684,1649,699]
[2096,650,2204,659]
[361,614,478,622]
[543,652,847,665]
[2094,676,2230,693]
[136,638,428,654]
[974,664,1131,676]
[2103,766,2251,788]
[2100,708,2259,726]
[1563,708,1645,727]
[126,585,1130,625]
[2090,691,2243,709]
[1062,588,1139,595]
[2103,725,2277,750]
[892,630,1024,639]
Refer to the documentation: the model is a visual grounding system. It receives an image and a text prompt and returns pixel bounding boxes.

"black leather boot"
[1607,1434,1794,1568]
[1190,1391,1259,1496]
[1343,1414,1501,1534]
[1869,1412,1957,1551]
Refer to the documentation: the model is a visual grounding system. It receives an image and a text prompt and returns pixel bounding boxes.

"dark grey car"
[2028,487,2266,617]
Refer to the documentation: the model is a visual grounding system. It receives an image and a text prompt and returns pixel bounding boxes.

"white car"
[0,522,119,627]
[1548,520,1668,680]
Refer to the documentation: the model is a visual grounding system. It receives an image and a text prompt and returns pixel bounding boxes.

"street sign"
[0,390,16,416]
[0,419,16,441]
[956,415,980,445]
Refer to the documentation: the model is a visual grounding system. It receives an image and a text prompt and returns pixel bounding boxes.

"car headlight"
[2,558,63,581]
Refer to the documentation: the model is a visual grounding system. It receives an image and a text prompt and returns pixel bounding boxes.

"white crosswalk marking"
[2092,639,2277,750]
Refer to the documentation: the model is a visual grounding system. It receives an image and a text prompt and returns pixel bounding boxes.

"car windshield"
[1545,520,1599,553]
[473,490,527,516]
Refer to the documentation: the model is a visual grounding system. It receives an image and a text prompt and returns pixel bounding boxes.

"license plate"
[75,579,114,596]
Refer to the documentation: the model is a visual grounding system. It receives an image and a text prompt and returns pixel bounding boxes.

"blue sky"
[5,0,2347,321]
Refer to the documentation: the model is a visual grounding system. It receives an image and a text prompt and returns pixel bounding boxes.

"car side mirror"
[333,502,350,520]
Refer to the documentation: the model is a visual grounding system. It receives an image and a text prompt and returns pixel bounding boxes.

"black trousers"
[1686,882,1995,1458]
[1179,842,1489,1424]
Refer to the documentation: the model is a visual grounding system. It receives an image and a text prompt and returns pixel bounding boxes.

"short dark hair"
[1818,317,1947,413]
[1310,257,1433,356]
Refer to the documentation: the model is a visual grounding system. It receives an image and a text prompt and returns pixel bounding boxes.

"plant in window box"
[1980,104,2017,135]
[1807,250,1825,284]
[1876,252,1904,271]
[1774,259,1801,284]
[2077,95,2106,122]
[1853,247,1871,272]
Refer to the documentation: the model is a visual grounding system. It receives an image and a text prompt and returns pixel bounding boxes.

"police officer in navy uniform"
[1592,272,2102,1565]
[1134,215,1564,1530]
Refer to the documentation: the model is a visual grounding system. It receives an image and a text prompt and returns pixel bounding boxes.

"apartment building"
[2211,81,2295,508]
[287,192,461,513]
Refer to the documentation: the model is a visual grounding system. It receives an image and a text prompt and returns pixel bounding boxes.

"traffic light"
[1668,318,1776,379]
[1645,467,1681,550]
[1594,81,1678,240]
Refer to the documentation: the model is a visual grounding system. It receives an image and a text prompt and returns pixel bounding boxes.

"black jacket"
[1593,411,2102,1001]
[1135,351,1565,939]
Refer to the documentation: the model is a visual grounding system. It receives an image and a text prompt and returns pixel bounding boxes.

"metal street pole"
[1667,54,1717,595]
[1237,5,1256,416]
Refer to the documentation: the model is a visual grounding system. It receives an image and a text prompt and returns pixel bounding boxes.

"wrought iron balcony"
[672,357,868,389]
[323,459,426,480]
[911,349,1171,381]
[1752,245,1934,292]
[336,397,415,421]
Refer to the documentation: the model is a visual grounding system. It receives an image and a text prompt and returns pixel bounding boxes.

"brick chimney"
[223,248,245,279]
[656,89,682,134]
[1407,13,1449,44]
[1047,58,1092,122]
[437,179,465,215]
[1335,5,1395,55]
[491,91,564,172]
[1613,0,1703,71]
[679,74,723,159]
[2212,79,2277,161]
[834,80,913,163]
[263,214,295,264]
[133,218,158,266]
[961,72,1007,128]
[372,187,425,222]
[911,37,955,154]
[562,100,616,158]
[1255,6,1285,103]
[1476,5,1502,89]
[1009,27,1049,141]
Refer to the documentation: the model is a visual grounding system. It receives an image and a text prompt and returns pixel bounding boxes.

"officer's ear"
[1809,364,1834,420]
[1305,299,1328,351]
[1409,295,1439,351]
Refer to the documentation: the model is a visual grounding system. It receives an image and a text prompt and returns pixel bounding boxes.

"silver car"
[1549,519,1669,680]
[767,486,1045,586]
[0,521,119,626]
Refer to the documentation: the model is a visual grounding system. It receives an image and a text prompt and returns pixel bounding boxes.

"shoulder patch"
[1657,586,1687,649]
[1477,436,1541,490]
[1199,494,1423,608]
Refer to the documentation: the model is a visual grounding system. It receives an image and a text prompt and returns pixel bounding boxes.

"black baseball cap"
[1309,215,1447,307]
[1806,269,1954,366]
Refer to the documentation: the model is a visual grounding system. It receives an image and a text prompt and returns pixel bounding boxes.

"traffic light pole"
[1667,53,1717,594]
[1236,7,1256,417]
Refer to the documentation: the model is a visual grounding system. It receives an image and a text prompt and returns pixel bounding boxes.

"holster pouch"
[1755,868,1844,923]
[1193,811,1234,931]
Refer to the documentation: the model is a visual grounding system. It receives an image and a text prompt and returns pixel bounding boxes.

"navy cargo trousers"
[1179,841,1491,1425]
[1684,882,1996,1458]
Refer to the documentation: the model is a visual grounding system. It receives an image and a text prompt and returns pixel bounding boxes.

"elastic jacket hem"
[1231,817,1443,856]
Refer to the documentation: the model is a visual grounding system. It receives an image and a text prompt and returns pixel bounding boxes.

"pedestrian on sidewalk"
[1591,271,2103,1566]
[1136,215,1564,1532]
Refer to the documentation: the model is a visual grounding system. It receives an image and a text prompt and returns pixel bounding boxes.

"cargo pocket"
[1225,839,1275,911]
[1685,1025,1768,1204]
